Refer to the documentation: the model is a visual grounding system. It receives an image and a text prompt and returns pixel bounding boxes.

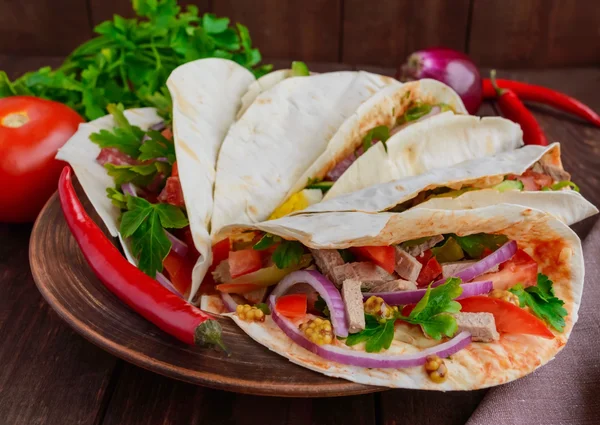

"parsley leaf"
[400,278,463,340]
[314,295,330,318]
[399,103,433,124]
[138,130,176,163]
[253,233,281,250]
[362,125,390,152]
[272,240,304,269]
[120,195,188,277]
[107,187,127,209]
[255,303,271,315]
[509,273,567,332]
[346,314,395,353]
[338,249,356,263]
[291,61,310,76]
[104,163,164,186]
[90,104,145,157]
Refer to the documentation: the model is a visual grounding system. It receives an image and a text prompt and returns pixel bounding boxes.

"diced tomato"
[163,250,194,298]
[216,283,262,294]
[459,296,554,338]
[96,147,138,166]
[229,249,262,279]
[157,176,185,207]
[516,169,554,191]
[475,249,538,290]
[350,246,395,274]
[161,128,173,140]
[275,294,308,318]
[415,251,442,287]
[401,304,415,316]
[481,247,494,258]
[212,238,231,268]
[171,161,179,177]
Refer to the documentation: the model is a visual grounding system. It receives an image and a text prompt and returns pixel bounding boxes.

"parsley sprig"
[509,273,568,332]
[253,233,305,269]
[120,196,188,277]
[345,278,464,352]
[0,0,270,121]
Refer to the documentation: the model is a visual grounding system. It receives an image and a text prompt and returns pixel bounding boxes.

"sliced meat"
[244,287,267,304]
[454,312,499,342]
[325,140,379,181]
[342,279,366,333]
[157,176,185,207]
[394,246,422,281]
[331,262,395,290]
[540,162,571,183]
[370,279,417,293]
[96,147,138,166]
[403,235,444,257]
[442,261,499,279]
[212,260,231,284]
[310,249,345,283]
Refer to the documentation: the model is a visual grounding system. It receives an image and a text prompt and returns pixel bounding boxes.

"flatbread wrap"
[57,58,256,302]
[207,205,584,390]
[297,143,598,226]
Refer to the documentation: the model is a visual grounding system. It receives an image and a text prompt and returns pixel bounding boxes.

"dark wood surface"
[1,54,599,424]
[1,0,599,68]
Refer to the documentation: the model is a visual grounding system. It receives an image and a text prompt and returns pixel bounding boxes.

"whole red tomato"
[0,96,83,222]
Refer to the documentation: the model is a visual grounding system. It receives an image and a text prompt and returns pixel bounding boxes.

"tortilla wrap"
[282,79,468,203]
[58,58,256,303]
[297,143,598,226]
[323,113,525,200]
[211,71,398,233]
[217,205,583,390]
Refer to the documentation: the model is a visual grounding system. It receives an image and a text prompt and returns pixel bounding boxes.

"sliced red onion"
[433,241,517,286]
[269,296,471,368]
[156,272,182,297]
[399,47,482,114]
[154,157,170,163]
[221,292,238,313]
[164,230,189,257]
[121,183,138,197]
[270,270,349,337]
[364,280,493,305]
[151,121,166,131]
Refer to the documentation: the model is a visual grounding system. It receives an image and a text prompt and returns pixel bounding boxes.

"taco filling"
[211,230,565,380]
[90,105,198,298]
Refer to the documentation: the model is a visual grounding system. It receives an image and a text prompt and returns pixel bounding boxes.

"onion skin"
[399,47,483,114]
[364,280,493,305]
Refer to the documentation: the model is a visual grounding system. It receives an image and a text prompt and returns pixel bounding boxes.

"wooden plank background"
[0,0,598,68]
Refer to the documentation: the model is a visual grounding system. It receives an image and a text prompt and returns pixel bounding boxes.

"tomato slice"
[459,296,553,338]
[275,294,308,318]
[229,249,262,279]
[350,246,395,274]
[163,251,194,298]
[415,250,442,286]
[171,161,179,177]
[475,249,538,290]
[216,283,262,294]
[515,169,554,191]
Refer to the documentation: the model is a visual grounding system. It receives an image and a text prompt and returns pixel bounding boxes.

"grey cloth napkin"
[467,219,600,425]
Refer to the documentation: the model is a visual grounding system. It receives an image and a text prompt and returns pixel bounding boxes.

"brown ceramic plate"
[29,187,383,397]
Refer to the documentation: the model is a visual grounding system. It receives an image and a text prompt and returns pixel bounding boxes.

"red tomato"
[163,251,194,298]
[212,238,231,268]
[229,249,262,279]
[475,249,538,290]
[216,283,262,294]
[459,296,554,338]
[275,294,308,318]
[415,250,442,286]
[0,96,84,222]
[171,161,179,177]
[401,304,415,316]
[161,128,173,141]
[516,169,554,191]
[350,246,396,274]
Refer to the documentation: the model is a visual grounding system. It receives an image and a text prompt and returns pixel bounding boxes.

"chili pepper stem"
[489,70,504,97]
[195,320,229,355]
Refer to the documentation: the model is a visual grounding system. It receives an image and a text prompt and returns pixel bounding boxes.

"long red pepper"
[482,78,600,128]
[58,166,225,349]
[489,71,548,146]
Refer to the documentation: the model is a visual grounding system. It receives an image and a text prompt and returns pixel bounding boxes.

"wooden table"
[1,56,599,425]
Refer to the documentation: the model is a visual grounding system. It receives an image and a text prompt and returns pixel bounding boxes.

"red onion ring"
[269,295,471,369]
[270,270,349,337]
[221,292,238,313]
[156,272,182,297]
[121,183,138,197]
[164,230,189,257]
[433,241,517,286]
[364,280,493,305]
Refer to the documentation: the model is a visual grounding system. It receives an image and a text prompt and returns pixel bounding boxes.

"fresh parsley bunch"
[0,0,271,121]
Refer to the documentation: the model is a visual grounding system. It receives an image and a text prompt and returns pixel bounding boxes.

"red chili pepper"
[58,166,225,349]
[482,78,600,128]
[489,71,548,146]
